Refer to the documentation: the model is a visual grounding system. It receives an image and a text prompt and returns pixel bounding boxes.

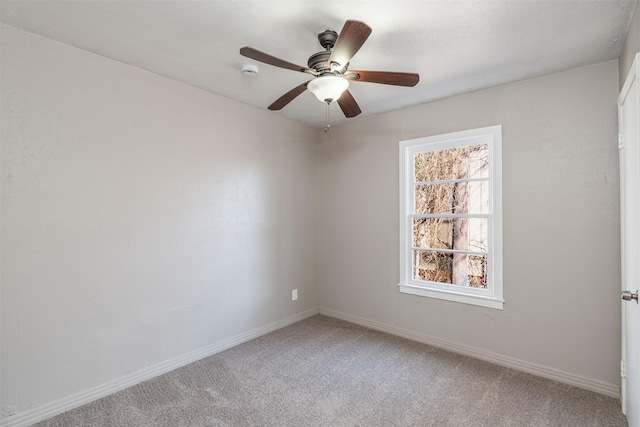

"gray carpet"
[36,315,626,426]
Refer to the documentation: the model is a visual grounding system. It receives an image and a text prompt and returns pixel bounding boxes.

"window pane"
[415,180,488,214]
[413,250,452,283]
[414,251,487,288]
[414,144,488,182]
[413,217,488,252]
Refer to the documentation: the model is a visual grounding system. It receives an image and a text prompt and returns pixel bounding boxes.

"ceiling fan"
[240,19,419,119]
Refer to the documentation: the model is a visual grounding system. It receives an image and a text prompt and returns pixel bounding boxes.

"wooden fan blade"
[268,81,310,110]
[328,20,372,69]
[240,47,315,74]
[337,90,361,118]
[345,70,419,87]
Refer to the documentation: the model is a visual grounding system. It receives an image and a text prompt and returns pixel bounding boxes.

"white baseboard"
[0,308,319,427]
[318,307,620,399]
[3,305,619,427]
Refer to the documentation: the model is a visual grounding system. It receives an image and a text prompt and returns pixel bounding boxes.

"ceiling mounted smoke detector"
[241,63,259,76]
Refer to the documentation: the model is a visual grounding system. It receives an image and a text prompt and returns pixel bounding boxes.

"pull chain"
[323,101,331,133]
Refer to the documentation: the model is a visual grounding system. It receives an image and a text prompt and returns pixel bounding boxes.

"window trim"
[398,125,503,310]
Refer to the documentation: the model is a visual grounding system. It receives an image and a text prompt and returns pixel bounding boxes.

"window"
[399,126,503,309]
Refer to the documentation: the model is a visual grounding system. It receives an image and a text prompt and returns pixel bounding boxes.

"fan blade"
[345,70,419,87]
[327,20,372,69]
[337,90,361,118]
[268,81,310,110]
[240,47,315,74]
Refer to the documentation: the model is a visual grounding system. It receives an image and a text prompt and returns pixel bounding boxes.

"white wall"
[0,24,318,421]
[620,1,639,87]
[318,61,621,390]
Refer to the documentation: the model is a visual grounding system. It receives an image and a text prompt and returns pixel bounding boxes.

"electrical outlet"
[292,289,298,301]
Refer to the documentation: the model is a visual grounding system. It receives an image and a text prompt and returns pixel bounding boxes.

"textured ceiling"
[1,0,636,128]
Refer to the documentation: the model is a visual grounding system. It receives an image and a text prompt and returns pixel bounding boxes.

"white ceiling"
[1,0,636,128]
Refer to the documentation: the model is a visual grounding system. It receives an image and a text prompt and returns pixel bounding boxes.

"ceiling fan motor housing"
[308,30,348,74]
[307,51,331,72]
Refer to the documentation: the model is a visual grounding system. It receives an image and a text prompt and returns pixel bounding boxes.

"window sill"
[398,283,504,310]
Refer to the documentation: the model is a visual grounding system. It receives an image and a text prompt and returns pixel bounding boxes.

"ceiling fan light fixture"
[307,76,349,103]
[240,19,418,118]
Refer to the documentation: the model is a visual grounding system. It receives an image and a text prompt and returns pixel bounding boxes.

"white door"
[620,53,640,427]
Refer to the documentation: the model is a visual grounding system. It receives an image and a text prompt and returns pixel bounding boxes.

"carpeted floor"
[36,315,627,426]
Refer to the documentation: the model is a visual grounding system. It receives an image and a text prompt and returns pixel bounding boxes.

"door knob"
[622,290,638,302]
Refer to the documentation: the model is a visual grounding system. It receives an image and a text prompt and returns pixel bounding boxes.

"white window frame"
[398,125,503,310]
